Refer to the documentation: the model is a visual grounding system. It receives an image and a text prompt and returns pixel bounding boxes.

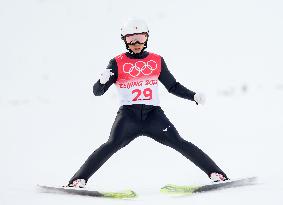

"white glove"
[194,93,206,105]
[99,69,114,84]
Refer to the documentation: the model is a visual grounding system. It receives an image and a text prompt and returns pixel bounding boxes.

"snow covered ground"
[1,0,283,204]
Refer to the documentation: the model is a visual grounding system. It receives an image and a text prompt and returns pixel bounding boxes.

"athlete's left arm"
[158,57,196,102]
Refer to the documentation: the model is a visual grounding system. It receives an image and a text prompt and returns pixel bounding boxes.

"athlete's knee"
[103,139,119,149]
[105,137,130,150]
[167,136,195,151]
[168,135,187,146]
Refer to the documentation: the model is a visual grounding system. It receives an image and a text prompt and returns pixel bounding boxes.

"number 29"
[132,88,152,101]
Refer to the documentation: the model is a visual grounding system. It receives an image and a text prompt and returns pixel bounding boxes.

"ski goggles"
[124,33,148,45]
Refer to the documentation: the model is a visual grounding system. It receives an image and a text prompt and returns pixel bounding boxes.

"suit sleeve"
[158,57,196,102]
[93,58,118,96]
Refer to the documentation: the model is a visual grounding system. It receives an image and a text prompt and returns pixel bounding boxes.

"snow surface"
[1,0,283,204]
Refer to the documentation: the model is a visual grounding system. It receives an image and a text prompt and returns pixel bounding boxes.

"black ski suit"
[69,51,228,184]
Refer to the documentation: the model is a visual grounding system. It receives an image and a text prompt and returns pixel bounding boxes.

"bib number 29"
[132,88,152,101]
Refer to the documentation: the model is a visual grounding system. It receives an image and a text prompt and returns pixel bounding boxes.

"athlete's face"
[128,43,145,54]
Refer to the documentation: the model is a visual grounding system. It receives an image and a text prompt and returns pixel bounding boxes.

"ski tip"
[245,176,258,182]
[231,176,258,184]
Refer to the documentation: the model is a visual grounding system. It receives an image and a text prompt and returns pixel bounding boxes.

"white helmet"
[121,18,149,37]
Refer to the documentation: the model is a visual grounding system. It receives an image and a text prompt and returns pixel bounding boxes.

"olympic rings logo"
[123,60,157,77]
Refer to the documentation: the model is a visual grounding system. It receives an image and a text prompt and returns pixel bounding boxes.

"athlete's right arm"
[93,59,118,96]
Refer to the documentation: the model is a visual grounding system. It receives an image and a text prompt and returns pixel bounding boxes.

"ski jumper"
[69,51,227,184]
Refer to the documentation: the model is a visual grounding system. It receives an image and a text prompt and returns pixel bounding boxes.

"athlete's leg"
[143,107,228,178]
[69,107,141,184]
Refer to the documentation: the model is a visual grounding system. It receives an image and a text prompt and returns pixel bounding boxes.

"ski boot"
[67,179,86,188]
[210,173,228,182]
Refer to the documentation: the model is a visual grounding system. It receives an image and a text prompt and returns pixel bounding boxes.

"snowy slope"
[1,0,283,204]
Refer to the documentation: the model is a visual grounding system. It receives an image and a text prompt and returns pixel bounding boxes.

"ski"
[37,185,137,199]
[161,177,257,195]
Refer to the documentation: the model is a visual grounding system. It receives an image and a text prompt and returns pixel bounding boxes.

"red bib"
[115,53,161,105]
